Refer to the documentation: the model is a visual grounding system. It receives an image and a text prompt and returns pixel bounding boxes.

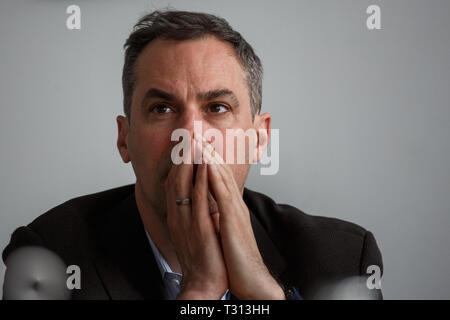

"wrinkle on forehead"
[133,35,248,102]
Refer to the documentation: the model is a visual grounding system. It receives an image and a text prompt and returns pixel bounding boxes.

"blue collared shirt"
[145,230,230,300]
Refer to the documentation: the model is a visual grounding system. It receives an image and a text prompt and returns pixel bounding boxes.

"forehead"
[133,36,248,96]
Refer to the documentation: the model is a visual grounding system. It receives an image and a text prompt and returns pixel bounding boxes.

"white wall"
[1,0,449,299]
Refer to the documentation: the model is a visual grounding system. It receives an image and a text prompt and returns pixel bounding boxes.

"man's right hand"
[164,138,228,300]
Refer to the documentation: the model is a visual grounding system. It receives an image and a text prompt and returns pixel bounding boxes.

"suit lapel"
[93,192,166,299]
[249,211,287,282]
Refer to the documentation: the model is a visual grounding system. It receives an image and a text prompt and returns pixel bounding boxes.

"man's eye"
[150,104,173,114]
[209,104,229,114]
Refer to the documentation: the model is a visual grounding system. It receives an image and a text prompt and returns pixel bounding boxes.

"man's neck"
[134,183,182,274]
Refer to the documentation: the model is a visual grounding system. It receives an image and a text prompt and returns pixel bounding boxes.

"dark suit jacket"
[2,184,383,299]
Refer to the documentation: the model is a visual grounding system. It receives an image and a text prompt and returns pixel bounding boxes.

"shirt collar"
[144,230,182,278]
[144,229,231,300]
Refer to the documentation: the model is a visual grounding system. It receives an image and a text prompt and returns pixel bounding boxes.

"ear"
[116,115,131,163]
[252,112,271,163]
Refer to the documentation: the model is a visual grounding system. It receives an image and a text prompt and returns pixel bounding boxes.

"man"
[2,10,383,300]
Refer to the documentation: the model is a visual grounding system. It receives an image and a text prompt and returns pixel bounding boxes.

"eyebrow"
[141,87,240,108]
[141,88,178,108]
[197,88,240,107]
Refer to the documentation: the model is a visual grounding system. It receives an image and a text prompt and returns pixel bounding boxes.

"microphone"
[3,246,71,300]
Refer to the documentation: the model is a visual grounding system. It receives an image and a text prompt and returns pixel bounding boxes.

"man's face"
[117,36,270,216]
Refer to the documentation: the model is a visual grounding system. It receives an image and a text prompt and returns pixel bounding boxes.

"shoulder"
[244,187,367,239]
[29,184,135,235]
[243,187,383,285]
[3,184,135,262]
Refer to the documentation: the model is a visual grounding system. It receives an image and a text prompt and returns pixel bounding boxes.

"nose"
[177,105,204,135]
[173,106,206,164]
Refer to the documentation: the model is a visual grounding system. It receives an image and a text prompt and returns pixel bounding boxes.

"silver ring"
[175,198,192,206]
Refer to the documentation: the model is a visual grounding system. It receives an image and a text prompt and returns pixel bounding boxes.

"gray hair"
[122,10,263,121]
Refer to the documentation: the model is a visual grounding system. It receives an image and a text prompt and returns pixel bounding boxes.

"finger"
[165,170,190,231]
[173,135,195,196]
[175,162,194,198]
[194,134,224,164]
[192,162,209,221]
[166,146,195,222]
[211,212,220,235]
[207,159,248,219]
[207,162,231,206]
[197,135,246,216]
[194,135,232,192]
[197,137,237,193]
[193,161,222,238]
[165,162,180,204]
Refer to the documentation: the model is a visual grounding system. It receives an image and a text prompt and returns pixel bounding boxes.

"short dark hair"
[122,10,263,121]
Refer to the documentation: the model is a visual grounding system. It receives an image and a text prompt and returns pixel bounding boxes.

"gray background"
[1,0,449,299]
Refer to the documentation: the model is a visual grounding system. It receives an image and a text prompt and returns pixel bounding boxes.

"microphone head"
[3,246,71,300]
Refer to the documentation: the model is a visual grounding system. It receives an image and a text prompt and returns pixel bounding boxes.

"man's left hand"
[195,134,285,300]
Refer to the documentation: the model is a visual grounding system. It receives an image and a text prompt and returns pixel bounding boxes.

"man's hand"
[195,134,285,300]
[165,138,228,300]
